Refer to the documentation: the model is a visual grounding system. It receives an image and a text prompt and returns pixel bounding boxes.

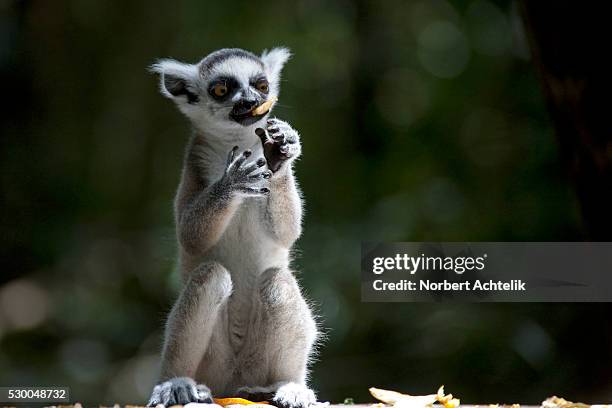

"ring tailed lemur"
[147,48,318,408]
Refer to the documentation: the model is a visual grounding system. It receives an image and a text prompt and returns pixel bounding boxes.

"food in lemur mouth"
[252,96,278,116]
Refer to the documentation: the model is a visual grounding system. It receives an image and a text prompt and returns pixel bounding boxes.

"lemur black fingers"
[256,127,272,144]
[238,186,270,196]
[228,149,251,173]
[147,377,201,407]
[226,145,239,168]
[272,133,286,144]
[249,170,273,180]
[266,119,296,146]
[241,158,267,176]
[258,118,301,173]
[173,386,193,405]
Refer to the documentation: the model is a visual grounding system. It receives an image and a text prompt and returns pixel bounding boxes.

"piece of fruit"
[252,97,278,116]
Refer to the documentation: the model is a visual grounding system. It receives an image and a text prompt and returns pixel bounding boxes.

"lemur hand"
[256,118,301,174]
[219,146,272,197]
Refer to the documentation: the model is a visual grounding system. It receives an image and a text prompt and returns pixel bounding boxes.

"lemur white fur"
[147,48,318,408]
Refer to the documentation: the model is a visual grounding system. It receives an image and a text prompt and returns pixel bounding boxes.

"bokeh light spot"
[375,68,431,129]
[417,20,470,78]
[0,279,50,330]
[466,0,511,56]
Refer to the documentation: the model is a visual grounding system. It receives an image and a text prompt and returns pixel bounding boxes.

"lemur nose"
[234,98,258,113]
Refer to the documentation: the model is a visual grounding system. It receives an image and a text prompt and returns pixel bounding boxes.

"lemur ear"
[150,59,200,103]
[261,47,291,82]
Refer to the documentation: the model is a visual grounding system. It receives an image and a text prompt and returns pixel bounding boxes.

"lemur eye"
[213,83,228,97]
[256,80,269,94]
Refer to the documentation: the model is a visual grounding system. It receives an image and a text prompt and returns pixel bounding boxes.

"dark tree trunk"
[520,2,612,240]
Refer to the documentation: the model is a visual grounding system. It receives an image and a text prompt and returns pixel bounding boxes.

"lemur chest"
[220,200,269,257]
[210,199,287,271]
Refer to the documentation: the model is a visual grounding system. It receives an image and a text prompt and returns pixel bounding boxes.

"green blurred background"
[1,0,611,405]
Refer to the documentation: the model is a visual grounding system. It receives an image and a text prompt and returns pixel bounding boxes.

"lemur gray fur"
[147,48,318,408]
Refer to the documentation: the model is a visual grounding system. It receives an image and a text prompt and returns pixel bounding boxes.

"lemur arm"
[265,167,303,248]
[257,118,304,248]
[176,143,270,256]
[177,181,241,256]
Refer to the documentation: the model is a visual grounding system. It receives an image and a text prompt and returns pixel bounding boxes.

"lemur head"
[151,47,290,133]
